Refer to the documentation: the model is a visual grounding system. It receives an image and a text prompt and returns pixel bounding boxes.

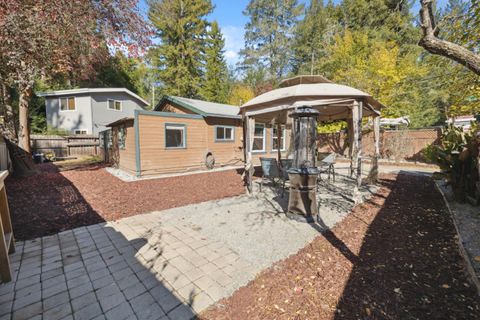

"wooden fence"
[317,128,443,162]
[30,134,100,157]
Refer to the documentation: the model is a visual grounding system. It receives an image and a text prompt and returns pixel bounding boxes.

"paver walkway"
[1,213,258,320]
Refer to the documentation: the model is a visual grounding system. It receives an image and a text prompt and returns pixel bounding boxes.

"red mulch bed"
[200,173,480,320]
[6,163,245,240]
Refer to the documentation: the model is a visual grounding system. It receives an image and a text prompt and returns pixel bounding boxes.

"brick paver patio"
[0,213,256,320]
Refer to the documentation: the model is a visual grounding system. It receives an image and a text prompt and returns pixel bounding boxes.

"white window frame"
[252,123,266,153]
[271,125,286,152]
[108,99,122,111]
[215,125,235,142]
[59,96,76,112]
[73,129,88,135]
[165,123,186,149]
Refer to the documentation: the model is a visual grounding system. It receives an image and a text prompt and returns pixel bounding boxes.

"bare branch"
[419,0,480,75]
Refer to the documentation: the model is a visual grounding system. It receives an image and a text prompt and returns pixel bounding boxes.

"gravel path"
[152,174,377,272]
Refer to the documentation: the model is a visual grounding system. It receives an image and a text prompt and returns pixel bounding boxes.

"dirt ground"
[6,162,245,240]
[200,173,480,320]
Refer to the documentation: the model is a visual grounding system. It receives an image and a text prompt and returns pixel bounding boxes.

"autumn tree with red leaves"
[0,0,151,152]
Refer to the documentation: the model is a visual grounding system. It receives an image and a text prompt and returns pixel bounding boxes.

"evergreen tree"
[292,0,339,75]
[239,0,304,80]
[201,21,229,103]
[149,0,213,98]
[339,0,417,45]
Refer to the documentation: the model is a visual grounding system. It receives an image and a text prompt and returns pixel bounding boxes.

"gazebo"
[240,75,385,194]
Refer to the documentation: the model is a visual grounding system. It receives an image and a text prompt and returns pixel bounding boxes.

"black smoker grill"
[287,106,320,222]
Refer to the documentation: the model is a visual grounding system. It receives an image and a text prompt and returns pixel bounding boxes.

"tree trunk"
[18,85,32,153]
[0,83,17,142]
[419,0,480,75]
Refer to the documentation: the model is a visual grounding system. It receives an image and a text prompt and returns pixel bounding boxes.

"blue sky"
[142,0,449,65]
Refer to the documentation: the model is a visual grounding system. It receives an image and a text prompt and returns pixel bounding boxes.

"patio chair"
[317,152,336,183]
[259,157,281,192]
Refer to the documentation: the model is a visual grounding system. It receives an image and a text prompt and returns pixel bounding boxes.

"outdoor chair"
[259,157,281,192]
[259,157,294,197]
[317,152,336,184]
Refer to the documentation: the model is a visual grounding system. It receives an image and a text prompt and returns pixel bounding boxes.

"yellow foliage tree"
[228,84,255,106]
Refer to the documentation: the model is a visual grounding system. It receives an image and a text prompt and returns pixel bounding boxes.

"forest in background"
[7,0,480,133]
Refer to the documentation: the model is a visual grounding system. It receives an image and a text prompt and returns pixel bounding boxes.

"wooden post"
[347,117,354,176]
[276,119,282,167]
[0,171,14,282]
[352,100,363,189]
[367,115,380,183]
[244,116,255,194]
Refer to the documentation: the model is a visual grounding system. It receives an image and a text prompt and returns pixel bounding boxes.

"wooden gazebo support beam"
[351,100,363,189]
[367,115,380,183]
[244,116,255,194]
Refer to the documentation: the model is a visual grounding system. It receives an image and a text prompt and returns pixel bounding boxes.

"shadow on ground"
[334,171,480,319]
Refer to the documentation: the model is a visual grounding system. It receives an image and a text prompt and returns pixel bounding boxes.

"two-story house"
[37,88,149,135]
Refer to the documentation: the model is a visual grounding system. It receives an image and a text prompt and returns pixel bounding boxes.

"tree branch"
[419,0,480,75]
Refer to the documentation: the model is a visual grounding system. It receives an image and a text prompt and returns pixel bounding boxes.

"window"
[74,129,87,135]
[272,125,286,151]
[108,99,122,111]
[60,97,76,111]
[165,124,186,149]
[252,123,265,152]
[215,126,234,142]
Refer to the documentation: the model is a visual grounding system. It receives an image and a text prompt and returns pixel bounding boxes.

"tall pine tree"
[201,21,229,103]
[239,0,304,80]
[292,0,339,75]
[149,0,213,98]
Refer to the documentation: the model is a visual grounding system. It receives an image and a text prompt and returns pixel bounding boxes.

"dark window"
[215,126,234,141]
[165,125,185,148]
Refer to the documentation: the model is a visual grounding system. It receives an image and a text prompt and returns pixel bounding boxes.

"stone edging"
[434,181,480,296]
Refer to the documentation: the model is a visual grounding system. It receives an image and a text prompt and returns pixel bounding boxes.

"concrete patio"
[0,170,380,320]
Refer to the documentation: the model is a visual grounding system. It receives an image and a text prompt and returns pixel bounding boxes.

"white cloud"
[221,25,244,66]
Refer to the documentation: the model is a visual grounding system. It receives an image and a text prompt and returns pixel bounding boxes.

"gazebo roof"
[240,75,384,121]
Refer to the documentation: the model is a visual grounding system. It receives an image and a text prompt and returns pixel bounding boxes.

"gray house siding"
[45,91,146,135]
[90,92,144,134]
[46,94,92,134]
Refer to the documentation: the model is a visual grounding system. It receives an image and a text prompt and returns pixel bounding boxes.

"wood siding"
[118,123,136,173]
[136,114,243,176]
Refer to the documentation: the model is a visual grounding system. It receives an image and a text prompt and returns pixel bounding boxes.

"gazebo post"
[367,115,380,183]
[276,118,282,167]
[351,100,363,190]
[244,115,255,194]
[347,118,354,176]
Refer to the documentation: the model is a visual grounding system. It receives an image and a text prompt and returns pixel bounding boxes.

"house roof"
[106,117,134,127]
[36,88,149,106]
[155,96,241,119]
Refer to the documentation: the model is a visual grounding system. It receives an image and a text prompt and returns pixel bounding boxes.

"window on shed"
[165,124,186,149]
[74,129,87,135]
[252,123,265,152]
[108,99,122,111]
[215,126,234,142]
[60,97,76,111]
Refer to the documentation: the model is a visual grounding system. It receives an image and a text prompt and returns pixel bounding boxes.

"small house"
[106,95,290,177]
[37,88,149,135]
